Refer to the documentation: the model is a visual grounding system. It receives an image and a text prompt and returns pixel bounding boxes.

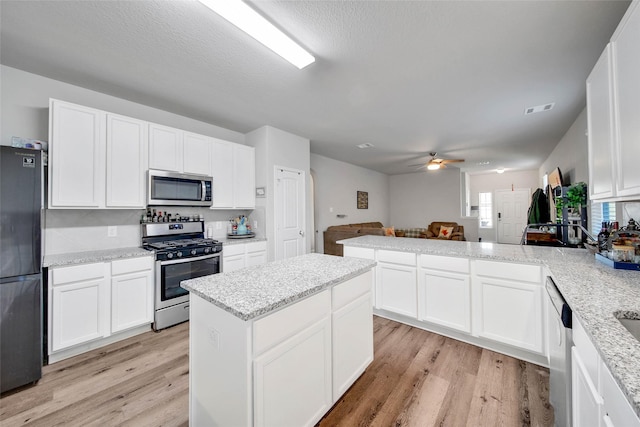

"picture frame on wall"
[357,191,368,209]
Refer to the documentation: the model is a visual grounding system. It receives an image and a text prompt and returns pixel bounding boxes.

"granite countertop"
[43,247,152,268]
[217,235,267,246]
[181,253,376,321]
[339,235,640,417]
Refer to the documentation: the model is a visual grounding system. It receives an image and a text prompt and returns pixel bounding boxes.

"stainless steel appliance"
[546,276,573,427]
[142,221,222,330]
[0,146,43,393]
[147,169,213,207]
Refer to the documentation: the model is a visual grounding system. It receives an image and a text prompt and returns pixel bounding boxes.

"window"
[479,192,493,228]
[591,202,617,235]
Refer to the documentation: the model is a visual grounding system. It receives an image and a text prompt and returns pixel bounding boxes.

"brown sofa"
[425,221,465,241]
[323,222,386,256]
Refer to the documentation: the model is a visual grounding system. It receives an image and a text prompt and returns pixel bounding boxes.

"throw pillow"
[384,226,395,237]
[438,226,454,239]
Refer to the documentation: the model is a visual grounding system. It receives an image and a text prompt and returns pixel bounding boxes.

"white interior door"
[496,188,530,244]
[275,167,306,260]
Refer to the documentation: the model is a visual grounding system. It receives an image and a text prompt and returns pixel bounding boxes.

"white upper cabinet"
[233,144,255,209]
[588,2,640,202]
[210,138,234,208]
[148,124,183,173]
[49,100,105,208]
[183,131,212,175]
[587,45,615,201]
[611,1,640,198]
[211,139,255,209]
[106,114,148,208]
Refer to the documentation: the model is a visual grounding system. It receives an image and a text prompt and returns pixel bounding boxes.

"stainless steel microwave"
[147,169,213,206]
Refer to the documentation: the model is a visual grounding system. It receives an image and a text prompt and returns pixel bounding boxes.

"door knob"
[299,230,305,236]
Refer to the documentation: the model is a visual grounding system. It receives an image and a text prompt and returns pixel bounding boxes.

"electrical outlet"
[107,226,117,237]
[330,207,334,213]
[253,220,258,229]
[208,328,220,349]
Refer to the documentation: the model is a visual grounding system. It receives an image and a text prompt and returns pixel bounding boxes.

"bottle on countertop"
[597,221,610,253]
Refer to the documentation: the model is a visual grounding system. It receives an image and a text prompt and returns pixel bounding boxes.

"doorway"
[274,166,306,260]
[496,188,530,244]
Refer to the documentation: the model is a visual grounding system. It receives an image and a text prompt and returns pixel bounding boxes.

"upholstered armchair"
[425,221,466,241]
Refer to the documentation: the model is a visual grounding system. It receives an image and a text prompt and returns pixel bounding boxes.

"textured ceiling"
[0,0,630,175]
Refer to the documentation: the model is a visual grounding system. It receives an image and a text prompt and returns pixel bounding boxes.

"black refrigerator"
[0,145,43,393]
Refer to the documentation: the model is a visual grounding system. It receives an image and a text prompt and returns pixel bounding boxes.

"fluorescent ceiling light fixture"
[427,163,441,171]
[199,0,315,69]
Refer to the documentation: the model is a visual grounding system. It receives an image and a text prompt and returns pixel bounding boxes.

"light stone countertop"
[338,235,640,417]
[181,253,376,321]
[43,247,152,268]
[42,237,267,268]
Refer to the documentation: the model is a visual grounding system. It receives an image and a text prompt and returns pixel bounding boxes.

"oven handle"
[158,252,221,266]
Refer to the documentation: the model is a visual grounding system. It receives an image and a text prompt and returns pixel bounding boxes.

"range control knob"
[166,252,174,259]
[204,247,211,254]
[191,249,197,256]
[176,251,183,258]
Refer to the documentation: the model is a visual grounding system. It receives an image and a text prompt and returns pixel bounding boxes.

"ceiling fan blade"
[440,158,464,164]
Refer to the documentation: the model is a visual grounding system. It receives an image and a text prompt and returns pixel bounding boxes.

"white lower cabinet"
[223,241,267,272]
[418,254,471,334]
[50,263,110,352]
[572,346,604,427]
[376,250,417,317]
[474,260,543,354]
[111,257,154,333]
[48,256,154,359]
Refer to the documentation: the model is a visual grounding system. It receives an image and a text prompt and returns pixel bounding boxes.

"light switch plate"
[107,226,117,237]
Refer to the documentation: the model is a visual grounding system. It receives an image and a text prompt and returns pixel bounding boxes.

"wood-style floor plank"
[1,317,553,426]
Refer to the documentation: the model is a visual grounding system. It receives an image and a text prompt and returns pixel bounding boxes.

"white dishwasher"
[546,276,573,427]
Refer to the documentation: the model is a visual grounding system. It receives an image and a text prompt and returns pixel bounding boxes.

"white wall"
[389,170,478,242]
[246,126,311,261]
[539,108,588,186]
[469,170,539,242]
[1,65,255,255]
[311,154,390,254]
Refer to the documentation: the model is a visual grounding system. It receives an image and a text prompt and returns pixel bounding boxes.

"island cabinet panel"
[332,270,373,400]
[343,246,376,306]
[572,347,604,427]
[473,261,543,354]
[376,250,417,317]
[418,255,471,333]
[601,360,640,427]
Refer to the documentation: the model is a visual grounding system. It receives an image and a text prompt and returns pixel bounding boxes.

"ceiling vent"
[356,143,375,149]
[524,102,555,115]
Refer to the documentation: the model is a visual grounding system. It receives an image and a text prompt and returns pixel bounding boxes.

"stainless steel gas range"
[142,221,222,330]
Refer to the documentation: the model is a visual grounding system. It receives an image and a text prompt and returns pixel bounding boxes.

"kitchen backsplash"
[44,207,263,255]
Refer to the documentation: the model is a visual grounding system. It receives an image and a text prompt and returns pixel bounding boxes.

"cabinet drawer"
[573,314,601,386]
[254,290,330,355]
[111,256,153,276]
[52,263,106,286]
[377,250,416,266]
[223,243,245,257]
[420,254,469,273]
[246,241,267,253]
[344,247,375,259]
[474,260,541,283]
[333,270,372,311]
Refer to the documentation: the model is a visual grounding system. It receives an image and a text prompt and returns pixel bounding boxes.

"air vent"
[356,143,375,149]
[524,103,555,115]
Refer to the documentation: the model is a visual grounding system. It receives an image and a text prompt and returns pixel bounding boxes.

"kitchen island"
[339,235,640,421]
[181,253,376,427]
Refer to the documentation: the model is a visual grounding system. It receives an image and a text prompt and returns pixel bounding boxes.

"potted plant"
[556,182,587,220]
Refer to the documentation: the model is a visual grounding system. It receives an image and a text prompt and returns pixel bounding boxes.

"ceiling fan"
[414,152,465,170]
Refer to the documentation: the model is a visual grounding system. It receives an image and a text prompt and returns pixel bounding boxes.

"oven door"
[155,253,220,309]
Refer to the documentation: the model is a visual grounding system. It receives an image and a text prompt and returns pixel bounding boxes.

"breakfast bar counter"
[181,253,376,426]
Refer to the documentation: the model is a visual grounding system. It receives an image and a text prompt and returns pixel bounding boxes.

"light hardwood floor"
[0,316,553,426]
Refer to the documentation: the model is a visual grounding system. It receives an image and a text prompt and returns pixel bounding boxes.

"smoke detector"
[524,103,555,115]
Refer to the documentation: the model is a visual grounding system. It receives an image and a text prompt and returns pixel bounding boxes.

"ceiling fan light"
[496,168,505,174]
[427,163,440,171]
[199,0,315,69]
